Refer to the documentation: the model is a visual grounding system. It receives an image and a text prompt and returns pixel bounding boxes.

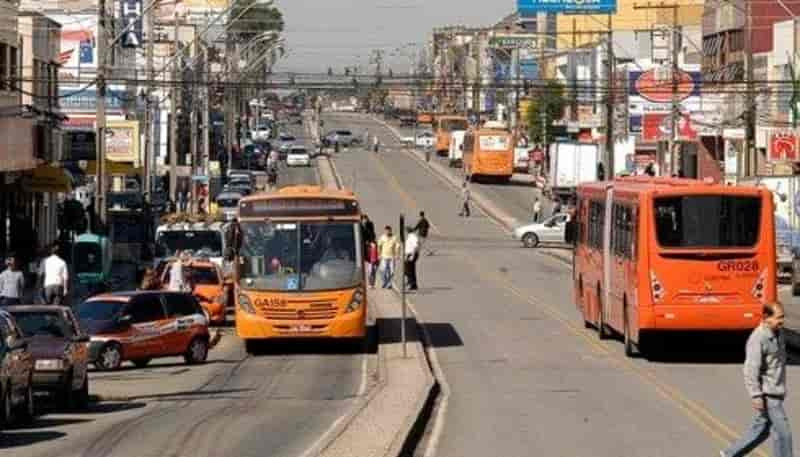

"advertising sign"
[106,121,140,163]
[59,87,127,112]
[642,113,670,142]
[52,15,97,78]
[518,0,616,15]
[520,59,539,80]
[769,131,800,161]
[120,0,144,48]
[489,34,538,50]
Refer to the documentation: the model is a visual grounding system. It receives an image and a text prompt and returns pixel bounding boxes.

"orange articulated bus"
[462,125,514,183]
[234,186,366,353]
[435,115,469,155]
[574,177,776,357]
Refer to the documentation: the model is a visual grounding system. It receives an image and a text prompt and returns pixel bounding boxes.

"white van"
[448,131,466,167]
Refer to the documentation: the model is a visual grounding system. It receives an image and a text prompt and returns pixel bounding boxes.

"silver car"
[216,192,243,221]
[512,213,570,248]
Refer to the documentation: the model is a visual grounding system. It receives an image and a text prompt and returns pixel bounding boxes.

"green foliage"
[228,1,284,40]
[524,81,566,144]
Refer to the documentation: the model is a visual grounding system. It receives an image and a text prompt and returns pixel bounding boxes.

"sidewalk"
[372,115,575,266]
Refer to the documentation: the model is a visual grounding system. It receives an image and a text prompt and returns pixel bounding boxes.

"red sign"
[635,69,695,103]
[677,114,698,140]
[642,113,670,142]
[769,132,800,161]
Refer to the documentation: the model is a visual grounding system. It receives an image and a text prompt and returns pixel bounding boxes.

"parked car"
[0,309,35,426]
[7,306,90,410]
[156,260,228,326]
[77,291,211,371]
[416,131,435,148]
[252,126,271,142]
[216,191,243,221]
[512,213,571,248]
[287,146,312,167]
[223,183,251,197]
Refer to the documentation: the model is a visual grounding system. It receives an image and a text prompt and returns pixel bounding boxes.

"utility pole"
[95,0,108,224]
[744,0,756,177]
[473,36,481,123]
[169,13,180,204]
[605,14,615,178]
[203,46,210,185]
[571,17,578,123]
[144,0,155,201]
[190,38,199,213]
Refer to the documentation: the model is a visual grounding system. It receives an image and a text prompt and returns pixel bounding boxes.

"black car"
[7,306,90,410]
[0,310,34,427]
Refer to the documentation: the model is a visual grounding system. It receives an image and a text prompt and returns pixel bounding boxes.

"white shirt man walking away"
[722,302,793,457]
[42,244,68,305]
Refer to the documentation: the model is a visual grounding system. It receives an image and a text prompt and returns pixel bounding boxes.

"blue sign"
[59,87,127,112]
[518,0,616,15]
[520,59,539,80]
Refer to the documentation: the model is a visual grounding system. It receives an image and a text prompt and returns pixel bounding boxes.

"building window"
[0,43,6,91]
[9,46,17,90]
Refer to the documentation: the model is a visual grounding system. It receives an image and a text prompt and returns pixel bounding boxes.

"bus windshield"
[156,230,224,258]
[239,221,363,291]
[440,119,468,131]
[479,135,510,151]
[654,195,761,248]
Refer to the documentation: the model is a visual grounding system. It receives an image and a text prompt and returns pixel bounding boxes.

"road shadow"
[84,401,147,414]
[125,388,255,402]
[90,357,243,374]
[7,417,92,430]
[634,332,800,365]
[377,318,463,349]
[0,430,66,448]
[247,338,367,356]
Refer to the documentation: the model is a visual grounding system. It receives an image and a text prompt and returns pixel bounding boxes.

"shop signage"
[629,67,700,103]
[106,121,140,163]
[120,0,144,48]
[489,35,538,50]
[769,131,800,161]
[518,0,616,15]
[642,113,670,142]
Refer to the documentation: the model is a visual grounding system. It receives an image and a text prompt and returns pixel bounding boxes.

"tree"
[525,80,566,145]
[228,1,284,41]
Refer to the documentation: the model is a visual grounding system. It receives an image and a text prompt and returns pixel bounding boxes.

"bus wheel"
[597,287,610,340]
[623,303,636,357]
[245,340,261,356]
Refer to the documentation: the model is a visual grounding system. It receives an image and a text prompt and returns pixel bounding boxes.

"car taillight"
[751,269,767,302]
[650,270,665,303]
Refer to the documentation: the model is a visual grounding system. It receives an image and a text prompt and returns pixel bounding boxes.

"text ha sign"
[120,0,143,48]
[518,0,616,15]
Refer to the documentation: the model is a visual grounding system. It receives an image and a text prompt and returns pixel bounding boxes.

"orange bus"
[234,186,366,353]
[573,177,776,357]
[462,126,514,182]
[435,115,469,155]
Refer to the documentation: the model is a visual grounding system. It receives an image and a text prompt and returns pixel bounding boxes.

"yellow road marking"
[363,149,767,456]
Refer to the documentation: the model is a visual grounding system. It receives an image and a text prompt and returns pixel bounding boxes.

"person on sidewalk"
[722,302,793,457]
[366,239,380,289]
[404,228,420,291]
[459,182,471,217]
[551,199,562,216]
[361,214,376,250]
[532,197,543,222]
[373,136,381,154]
[363,130,370,147]
[412,211,432,256]
[377,225,399,289]
[41,244,68,306]
[0,255,25,306]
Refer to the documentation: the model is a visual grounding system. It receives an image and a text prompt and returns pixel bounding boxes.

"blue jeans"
[725,397,793,457]
[380,258,394,288]
[367,262,378,287]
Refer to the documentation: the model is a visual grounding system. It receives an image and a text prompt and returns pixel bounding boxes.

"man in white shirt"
[404,228,420,291]
[168,251,189,292]
[42,244,68,305]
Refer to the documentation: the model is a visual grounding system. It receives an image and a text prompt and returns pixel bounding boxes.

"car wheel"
[59,372,75,409]
[132,358,151,368]
[95,342,123,371]
[184,337,209,365]
[522,233,539,248]
[73,376,89,411]
[17,381,34,424]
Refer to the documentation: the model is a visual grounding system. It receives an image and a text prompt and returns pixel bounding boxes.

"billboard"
[106,121,140,163]
[120,0,144,48]
[52,15,97,79]
[769,131,800,161]
[520,59,539,80]
[518,0,616,15]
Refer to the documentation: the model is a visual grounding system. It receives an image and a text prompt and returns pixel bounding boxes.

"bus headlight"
[650,271,665,303]
[345,289,364,313]
[238,294,256,314]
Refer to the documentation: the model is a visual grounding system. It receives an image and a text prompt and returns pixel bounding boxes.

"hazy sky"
[274,0,516,74]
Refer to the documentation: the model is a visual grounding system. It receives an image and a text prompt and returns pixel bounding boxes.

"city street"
[323,112,785,457]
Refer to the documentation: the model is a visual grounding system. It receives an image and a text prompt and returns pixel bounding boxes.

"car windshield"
[441,119,469,131]
[239,221,363,291]
[336,130,352,135]
[78,300,125,321]
[12,311,75,338]
[217,196,241,208]
[188,267,219,285]
[654,195,761,248]
[281,135,296,141]
[290,148,308,154]
[74,242,103,274]
[156,230,223,258]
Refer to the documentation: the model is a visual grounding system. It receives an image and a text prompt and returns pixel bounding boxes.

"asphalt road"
[2,120,375,457]
[324,112,787,457]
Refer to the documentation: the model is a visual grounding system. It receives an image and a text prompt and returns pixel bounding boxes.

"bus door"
[609,202,634,329]
[602,186,614,326]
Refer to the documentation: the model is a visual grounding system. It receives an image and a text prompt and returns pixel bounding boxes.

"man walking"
[533,197,543,222]
[373,136,381,154]
[722,302,793,457]
[413,211,432,256]
[459,182,471,217]
[404,227,420,291]
[377,225,399,289]
[0,255,25,306]
[361,214,376,248]
[551,199,562,216]
[41,244,68,305]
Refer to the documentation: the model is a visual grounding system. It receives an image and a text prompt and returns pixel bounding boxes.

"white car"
[252,126,271,142]
[286,146,311,167]
[512,213,570,248]
[416,132,435,148]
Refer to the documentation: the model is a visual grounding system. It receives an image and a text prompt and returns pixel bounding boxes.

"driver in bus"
[320,235,351,262]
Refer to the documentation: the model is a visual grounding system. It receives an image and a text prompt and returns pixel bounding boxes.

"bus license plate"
[290,324,312,333]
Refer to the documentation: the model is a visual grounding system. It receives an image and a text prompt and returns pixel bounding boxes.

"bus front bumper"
[641,304,762,331]
[236,309,366,339]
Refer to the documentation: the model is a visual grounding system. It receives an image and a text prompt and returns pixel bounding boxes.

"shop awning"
[80,161,142,176]
[22,165,73,194]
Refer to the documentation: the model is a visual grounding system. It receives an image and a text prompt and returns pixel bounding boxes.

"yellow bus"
[435,115,469,156]
[234,186,366,353]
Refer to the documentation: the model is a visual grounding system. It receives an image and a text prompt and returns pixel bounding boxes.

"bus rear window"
[654,196,761,248]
